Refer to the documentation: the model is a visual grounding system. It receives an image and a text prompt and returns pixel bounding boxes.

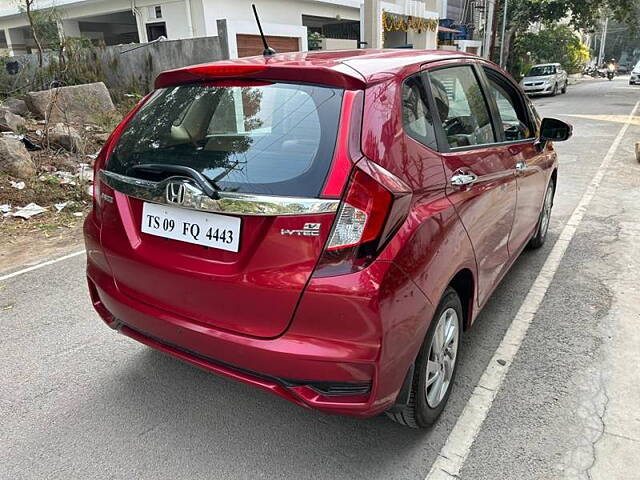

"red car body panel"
[84,49,558,417]
[99,195,337,338]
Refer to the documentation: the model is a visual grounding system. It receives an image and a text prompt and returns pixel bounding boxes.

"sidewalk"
[457,94,640,480]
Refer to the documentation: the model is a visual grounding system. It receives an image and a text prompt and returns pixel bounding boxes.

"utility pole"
[598,16,608,65]
[499,0,508,67]
[483,0,496,59]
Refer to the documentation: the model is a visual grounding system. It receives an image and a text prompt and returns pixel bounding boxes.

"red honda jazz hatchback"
[84,49,572,428]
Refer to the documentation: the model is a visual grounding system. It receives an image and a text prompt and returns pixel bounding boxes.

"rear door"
[424,63,517,306]
[98,81,346,338]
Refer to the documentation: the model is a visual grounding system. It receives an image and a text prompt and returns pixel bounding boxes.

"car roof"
[155,49,483,89]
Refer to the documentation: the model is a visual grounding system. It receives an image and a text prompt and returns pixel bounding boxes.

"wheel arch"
[448,268,475,330]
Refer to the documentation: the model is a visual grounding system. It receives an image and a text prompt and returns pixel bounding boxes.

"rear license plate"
[141,202,241,252]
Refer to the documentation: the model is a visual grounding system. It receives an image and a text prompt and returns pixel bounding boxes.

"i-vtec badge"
[281,223,321,237]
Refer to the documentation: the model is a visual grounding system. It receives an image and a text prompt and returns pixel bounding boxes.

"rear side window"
[108,83,344,197]
[428,66,495,149]
[402,75,438,150]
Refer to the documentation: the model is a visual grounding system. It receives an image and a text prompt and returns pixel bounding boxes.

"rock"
[1,97,29,116]
[25,82,115,124]
[47,123,82,152]
[0,137,36,178]
[0,107,26,133]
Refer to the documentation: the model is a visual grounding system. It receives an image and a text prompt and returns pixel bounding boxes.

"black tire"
[561,81,567,94]
[550,83,558,96]
[528,178,555,249]
[387,288,463,428]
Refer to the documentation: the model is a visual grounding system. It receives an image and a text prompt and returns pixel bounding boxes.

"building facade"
[0,0,442,58]
[438,0,484,54]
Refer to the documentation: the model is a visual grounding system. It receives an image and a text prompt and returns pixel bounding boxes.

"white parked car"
[630,60,640,85]
[520,63,568,96]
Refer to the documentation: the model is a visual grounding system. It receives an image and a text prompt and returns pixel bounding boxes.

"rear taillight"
[314,159,411,277]
[91,93,153,220]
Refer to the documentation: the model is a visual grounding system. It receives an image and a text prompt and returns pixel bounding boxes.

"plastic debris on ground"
[72,212,84,217]
[22,135,42,151]
[38,171,77,185]
[12,203,47,219]
[54,201,70,213]
[0,204,11,215]
[10,181,25,190]
[76,163,94,182]
[1,132,22,140]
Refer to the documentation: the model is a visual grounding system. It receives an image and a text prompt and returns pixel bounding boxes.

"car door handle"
[451,171,478,187]
[515,161,527,173]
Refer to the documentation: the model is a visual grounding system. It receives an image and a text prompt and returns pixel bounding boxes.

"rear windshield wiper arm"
[128,164,221,199]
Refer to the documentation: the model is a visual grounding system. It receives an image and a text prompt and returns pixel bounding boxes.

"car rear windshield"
[527,66,556,76]
[107,82,344,197]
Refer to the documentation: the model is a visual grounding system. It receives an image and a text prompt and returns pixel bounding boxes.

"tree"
[18,0,64,68]
[499,0,640,74]
[516,25,590,74]
[21,0,45,67]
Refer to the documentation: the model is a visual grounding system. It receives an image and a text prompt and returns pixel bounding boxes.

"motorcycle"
[606,63,616,81]
[583,65,599,78]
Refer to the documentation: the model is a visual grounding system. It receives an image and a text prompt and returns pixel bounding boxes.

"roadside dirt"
[0,214,85,274]
[0,171,89,274]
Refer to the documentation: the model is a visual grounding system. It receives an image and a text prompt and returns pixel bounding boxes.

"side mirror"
[540,117,573,143]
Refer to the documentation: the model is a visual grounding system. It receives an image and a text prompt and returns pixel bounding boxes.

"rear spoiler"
[155,61,367,90]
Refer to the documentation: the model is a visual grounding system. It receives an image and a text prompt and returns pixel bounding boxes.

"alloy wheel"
[425,307,459,408]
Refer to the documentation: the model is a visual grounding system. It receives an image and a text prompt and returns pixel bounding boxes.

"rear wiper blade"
[128,164,221,199]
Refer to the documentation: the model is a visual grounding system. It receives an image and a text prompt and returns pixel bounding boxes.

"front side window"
[402,74,438,150]
[484,70,534,142]
[428,66,495,149]
[108,83,343,197]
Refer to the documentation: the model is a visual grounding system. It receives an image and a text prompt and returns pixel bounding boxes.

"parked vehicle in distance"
[84,50,572,428]
[630,60,640,85]
[521,63,568,96]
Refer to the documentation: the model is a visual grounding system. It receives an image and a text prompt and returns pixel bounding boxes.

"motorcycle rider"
[606,58,616,80]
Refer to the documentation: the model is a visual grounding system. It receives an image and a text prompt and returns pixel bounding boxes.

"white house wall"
[202,0,360,37]
[0,0,195,43]
[136,0,192,40]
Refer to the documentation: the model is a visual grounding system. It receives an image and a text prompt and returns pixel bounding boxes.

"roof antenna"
[252,4,276,56]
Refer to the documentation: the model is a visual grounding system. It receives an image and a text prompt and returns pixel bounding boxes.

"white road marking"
[0,250,86,282]
[426,99,640,480]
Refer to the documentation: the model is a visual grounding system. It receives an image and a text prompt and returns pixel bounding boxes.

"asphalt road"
[2,76,639,480]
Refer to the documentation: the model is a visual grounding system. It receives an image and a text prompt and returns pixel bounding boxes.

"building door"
[236,34,299,57]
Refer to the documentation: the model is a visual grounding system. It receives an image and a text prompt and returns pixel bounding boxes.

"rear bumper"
[85,217,433,417]
[87,268,380,416]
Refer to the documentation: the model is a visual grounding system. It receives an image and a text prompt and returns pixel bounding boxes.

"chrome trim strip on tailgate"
[100,170,340,216]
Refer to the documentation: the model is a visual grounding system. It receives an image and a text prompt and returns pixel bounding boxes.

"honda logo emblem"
[165,183,186,205]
